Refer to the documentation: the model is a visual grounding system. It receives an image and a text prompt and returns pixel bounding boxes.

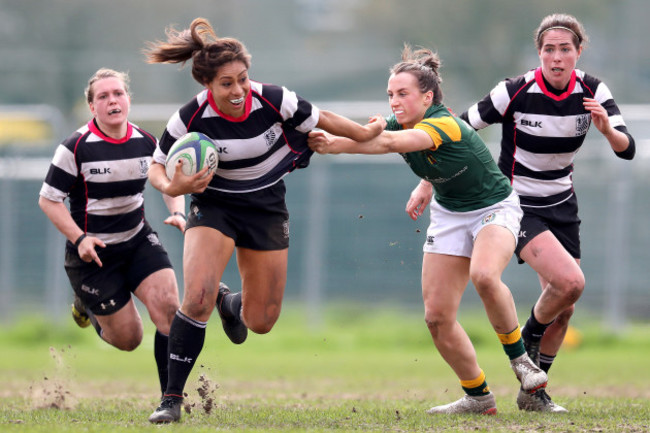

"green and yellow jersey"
[386,104,512,212]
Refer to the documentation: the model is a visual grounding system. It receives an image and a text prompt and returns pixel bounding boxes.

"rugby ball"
[165,132,218,180]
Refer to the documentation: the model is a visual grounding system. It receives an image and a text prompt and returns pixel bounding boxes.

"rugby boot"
[71,294,90,328]
[216,282,248,344]
[148,395,183,423]
[517,387,568,413]
[510,353,548,392]
[426,393,497,415]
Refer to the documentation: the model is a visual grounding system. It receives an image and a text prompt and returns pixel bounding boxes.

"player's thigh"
[537,258,581,289]
[520,231,583,289]
[422,252,470,321]
[181,226,235,320]
[95,298,144,347]
[236,247,287,316]
[470,224,515,284]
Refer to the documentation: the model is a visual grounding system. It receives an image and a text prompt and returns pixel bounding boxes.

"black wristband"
[173,211,187,220]
[74,233,87,248]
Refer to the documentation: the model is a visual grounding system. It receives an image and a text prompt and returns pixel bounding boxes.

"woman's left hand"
[583,98,613,136]
[308,130,334,154]
[164,214,186,233]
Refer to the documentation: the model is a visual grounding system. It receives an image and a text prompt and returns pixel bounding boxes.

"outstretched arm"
[316,110,386,142]
[308,128,434,155]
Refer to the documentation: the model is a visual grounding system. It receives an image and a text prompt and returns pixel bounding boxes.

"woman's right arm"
[308,128,434,155]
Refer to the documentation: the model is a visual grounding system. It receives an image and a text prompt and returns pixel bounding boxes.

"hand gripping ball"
[165,132,218,180]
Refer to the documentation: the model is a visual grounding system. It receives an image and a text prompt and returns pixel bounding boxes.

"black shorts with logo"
[515,193,581,264]
[64,223,173,315]
[187,180,290,250]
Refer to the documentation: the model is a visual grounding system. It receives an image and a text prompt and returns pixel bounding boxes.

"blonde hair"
[85,68,130,104]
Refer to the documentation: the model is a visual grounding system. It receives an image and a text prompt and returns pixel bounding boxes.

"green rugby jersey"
[386,104,512,212]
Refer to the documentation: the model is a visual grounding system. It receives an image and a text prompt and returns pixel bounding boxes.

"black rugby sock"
[154,330,169,396]
[165,310,206,397]
[87,310,102,337]
[522,306,554,342]
[539,353,556,373]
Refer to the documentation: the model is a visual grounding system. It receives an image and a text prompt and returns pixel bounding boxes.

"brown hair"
[390,44,443,105]
[85,68,130,104]
[534,13,588,51]
[143,17,252,86]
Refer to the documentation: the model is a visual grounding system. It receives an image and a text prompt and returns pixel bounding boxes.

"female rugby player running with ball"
[143,17,385,423]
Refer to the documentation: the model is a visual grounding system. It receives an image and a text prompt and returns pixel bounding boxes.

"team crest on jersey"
[147,233,162,246]
[576,114,590,136]
[426,153,437,165]
[264,128,277,147]
[139,159,149,176]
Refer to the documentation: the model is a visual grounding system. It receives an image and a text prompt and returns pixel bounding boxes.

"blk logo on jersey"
[90,167,111,175]
[521,119,542,128]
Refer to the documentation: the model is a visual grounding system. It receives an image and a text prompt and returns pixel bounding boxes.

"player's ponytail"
[144,17,251,87]
[390,44,444,105]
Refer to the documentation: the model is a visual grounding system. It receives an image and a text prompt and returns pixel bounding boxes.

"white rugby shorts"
[423,190,522,258]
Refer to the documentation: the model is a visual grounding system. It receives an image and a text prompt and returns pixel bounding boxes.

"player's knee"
[470,269,502,300]
[149,302,180,334]
[423,308,453,337]
[111,331,143,352]
[244,304,280,334]
[182,300,215,321]
[557,272,585,304]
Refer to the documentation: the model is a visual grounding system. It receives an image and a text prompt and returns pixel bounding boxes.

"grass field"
[1,304,649,432]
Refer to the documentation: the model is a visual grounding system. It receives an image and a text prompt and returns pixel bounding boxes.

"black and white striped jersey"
[153,80,319,194]
[40,120,157,245]
[461,67,630,208]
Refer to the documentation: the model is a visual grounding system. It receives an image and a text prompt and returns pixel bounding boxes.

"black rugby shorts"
[64,224,172,315]
[186,181,290,250]
[515,194,581,264]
